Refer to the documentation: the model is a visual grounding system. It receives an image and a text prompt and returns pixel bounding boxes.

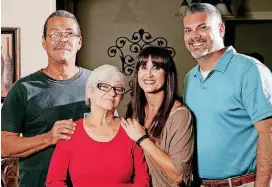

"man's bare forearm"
[1,131,52,158]
[10,143,52,158]
[255,133,272,187]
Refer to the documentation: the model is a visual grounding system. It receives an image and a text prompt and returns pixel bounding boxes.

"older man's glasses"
[46,31,80,41]
[97,83,125,95]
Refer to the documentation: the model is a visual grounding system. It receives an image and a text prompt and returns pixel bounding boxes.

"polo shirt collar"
[193,46,236,77]
[213,46,236,72]
[192,65,200,78]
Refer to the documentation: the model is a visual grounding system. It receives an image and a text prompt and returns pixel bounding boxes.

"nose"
[59,33,69,42]
[189,30,201,40]
[108,87,117,96]
[146,68,154,78]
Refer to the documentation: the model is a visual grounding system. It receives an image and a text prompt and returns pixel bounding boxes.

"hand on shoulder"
[171,100,184,113]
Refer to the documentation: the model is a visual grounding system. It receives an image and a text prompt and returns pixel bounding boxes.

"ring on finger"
[122,121,128,127]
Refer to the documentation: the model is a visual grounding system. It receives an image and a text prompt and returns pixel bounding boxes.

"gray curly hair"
[85,64,125,106]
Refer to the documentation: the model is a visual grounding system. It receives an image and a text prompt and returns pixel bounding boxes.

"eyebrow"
[64,28,74,31]
[48,28,59,32]
[184,23,208,30]
[100,82,123,87]
[48,28,75,32]
[115,85,124,88]
[152,61,164,67]
[197,23,208,28]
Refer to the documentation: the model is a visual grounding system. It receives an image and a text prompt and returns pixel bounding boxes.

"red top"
[46,119,149,187]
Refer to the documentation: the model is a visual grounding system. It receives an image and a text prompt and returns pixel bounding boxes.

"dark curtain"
[56,0,79,67]
[56,0,77,14]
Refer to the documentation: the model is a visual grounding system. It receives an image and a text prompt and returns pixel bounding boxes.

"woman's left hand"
[121,118,146,142]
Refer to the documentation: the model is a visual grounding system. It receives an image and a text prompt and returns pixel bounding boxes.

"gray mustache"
[189,37,206,45]
[53,45,71,51]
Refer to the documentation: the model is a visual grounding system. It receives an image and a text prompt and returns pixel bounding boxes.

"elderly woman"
[46,65,149,187]
[122,46,194,187]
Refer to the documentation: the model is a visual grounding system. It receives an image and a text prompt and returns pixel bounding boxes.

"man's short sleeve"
[1,82,26,133]
[241,64,272,124]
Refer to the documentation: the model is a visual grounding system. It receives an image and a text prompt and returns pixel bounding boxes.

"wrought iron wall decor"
[107,28,176,95]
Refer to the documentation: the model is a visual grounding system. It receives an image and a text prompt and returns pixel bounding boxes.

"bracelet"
[136,134,149,146]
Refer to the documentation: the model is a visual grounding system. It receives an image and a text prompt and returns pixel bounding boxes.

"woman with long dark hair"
[121,46,194,187]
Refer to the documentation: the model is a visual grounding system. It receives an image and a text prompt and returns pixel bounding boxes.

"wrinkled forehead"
[95,72,125,87]
[183,12,217,27]
[47,17,78,32]
[98,78,124,87]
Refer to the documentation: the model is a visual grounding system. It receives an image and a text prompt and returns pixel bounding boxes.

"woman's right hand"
[120,118,146,142]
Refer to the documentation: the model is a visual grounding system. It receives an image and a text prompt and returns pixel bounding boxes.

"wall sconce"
[216,0,232,16]
[180,0,189,15]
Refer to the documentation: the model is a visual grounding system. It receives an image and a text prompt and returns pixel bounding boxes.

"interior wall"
[248,0,272,12]
[76,0,195,115]
[76,0,272,115]
[1,0,56,77]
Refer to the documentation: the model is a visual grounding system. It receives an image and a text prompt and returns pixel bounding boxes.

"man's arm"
[255,118,272,187]
[2,131,52,158]
[239,63,272,186]
[1,119,76,158]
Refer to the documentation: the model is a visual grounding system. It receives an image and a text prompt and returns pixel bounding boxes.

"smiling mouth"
[144,80,156,85]
[55,48,70,51]
[104,98,115,101]
[105,100,115,104]
[190,42,206,47]
[54,45,71,50]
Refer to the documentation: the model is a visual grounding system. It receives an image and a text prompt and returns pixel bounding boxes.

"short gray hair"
[85,64,125,106]
[43,10,81,38]
[184,3,222,22]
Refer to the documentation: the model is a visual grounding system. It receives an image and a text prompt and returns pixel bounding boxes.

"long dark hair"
[127,46,180,139]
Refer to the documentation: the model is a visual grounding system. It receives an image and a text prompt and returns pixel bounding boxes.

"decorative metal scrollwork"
[107,28,176,95]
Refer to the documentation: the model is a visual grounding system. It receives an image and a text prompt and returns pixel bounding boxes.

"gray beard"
[191,48,209,59]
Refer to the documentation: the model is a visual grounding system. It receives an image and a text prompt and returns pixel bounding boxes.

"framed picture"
[1,27,21,103]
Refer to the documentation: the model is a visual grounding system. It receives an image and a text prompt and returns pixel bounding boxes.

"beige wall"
[1,0,56,77]
[76,0,195,115]
[76,0,272,115]
[248,0,272,12]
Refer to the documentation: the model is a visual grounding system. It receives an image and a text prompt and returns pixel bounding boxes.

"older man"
[183,3,272,187]
[1,10,90,186]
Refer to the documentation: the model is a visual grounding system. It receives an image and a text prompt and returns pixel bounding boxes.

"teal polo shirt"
[184,46,272,179]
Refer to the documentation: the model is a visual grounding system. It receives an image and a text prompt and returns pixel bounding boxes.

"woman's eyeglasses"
[97,83,125,95]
